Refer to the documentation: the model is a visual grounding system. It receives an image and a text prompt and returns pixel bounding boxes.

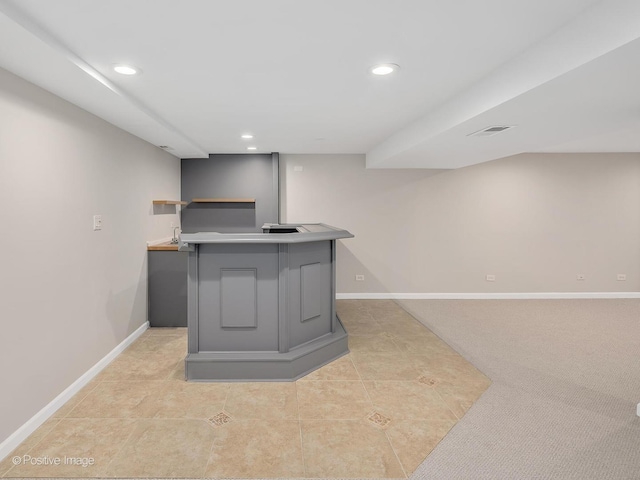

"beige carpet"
[398,299,640,480]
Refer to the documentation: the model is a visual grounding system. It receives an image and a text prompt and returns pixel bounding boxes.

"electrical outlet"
[617,274,627,281]
[93,215,102,231]
[294,165,304,172]
[355,274,365,281]
[485,274,496,282]
[576,274,586,281]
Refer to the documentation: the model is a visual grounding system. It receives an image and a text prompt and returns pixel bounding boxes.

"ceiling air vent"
[467,125,515,137]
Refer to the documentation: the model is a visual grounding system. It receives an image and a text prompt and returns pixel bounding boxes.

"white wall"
[281,153,640,294]
[0,68,181,444]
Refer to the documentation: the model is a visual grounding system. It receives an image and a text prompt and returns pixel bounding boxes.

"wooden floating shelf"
[191,198,256,203]
[152,200,188,205]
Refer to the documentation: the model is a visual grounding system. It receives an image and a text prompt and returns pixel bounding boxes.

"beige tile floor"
[1,300,490,479]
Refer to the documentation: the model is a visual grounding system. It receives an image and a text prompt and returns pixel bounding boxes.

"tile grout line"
[221,381,232,413]
[99,418,141,477]
[350,357,409,478]
[166,358,184,381]
[356,304,415,479]
[201,416,219,479]
[316,306,403,478]
[57,381,104,420]
[0,417,63,478]
[201,381,232,478]
[383,428,409,479]
[350,356,374,408]
[92,333,179,476]
[60,379,104,417]
[294,381,307,478]
[432,386,463,421]
[98,417,214,478]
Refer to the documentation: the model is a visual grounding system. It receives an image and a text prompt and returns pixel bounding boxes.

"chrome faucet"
[171,226,180,244]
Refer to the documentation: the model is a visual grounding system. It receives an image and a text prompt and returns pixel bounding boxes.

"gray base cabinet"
[148,251,188,327]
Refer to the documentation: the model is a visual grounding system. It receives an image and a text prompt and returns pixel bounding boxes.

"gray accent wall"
[181,153,279,233]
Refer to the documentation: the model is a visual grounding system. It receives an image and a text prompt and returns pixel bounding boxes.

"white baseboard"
[0,321,149,462]
[337,292,640,300]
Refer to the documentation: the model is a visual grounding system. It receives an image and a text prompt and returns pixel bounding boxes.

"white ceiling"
[1,0,639,168]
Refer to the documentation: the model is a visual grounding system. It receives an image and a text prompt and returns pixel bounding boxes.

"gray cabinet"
[148,250,188,327]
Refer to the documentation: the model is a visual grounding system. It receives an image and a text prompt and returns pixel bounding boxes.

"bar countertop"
[178,223,353,249]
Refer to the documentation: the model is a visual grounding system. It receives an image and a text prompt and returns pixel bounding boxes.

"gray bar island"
[178,223,354,381]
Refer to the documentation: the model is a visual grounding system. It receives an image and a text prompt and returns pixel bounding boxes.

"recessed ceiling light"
[113,64,140,75]
[247,147,257,150]
[241,134,254,139]
[370,63,400,76]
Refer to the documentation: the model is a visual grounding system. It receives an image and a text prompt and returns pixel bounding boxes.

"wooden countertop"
[147,242,180,251]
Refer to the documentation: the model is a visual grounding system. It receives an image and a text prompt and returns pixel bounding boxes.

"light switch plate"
[93,215,102,231]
